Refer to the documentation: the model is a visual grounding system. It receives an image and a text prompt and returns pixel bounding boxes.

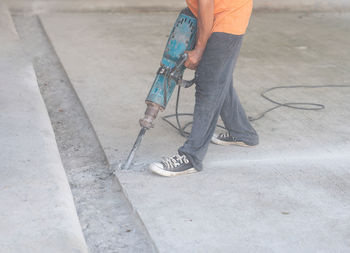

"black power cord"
[162,84,350,138]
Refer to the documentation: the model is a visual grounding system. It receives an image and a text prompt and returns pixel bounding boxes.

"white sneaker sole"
[149,163,197,177]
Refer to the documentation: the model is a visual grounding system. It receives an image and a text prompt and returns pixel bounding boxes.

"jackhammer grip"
[179,53,188,67]
[177,53,196,88]
[179,78,196,88]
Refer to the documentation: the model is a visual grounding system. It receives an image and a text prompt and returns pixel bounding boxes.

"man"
[150,0,259,177]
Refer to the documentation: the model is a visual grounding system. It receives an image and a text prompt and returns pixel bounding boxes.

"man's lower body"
[150,32,259,176]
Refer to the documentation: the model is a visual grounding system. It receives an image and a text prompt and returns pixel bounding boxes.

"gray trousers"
[178,32,259,170]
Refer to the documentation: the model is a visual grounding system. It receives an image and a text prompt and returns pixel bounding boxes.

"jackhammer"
[121,9,197,170]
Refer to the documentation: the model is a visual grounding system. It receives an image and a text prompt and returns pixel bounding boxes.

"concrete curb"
[0,3,89,253]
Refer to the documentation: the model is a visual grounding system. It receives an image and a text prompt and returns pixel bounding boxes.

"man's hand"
[184,48,205,70]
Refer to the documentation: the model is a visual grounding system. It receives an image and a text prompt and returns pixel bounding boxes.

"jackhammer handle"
[177,53,188,68]
[177,53,196,88]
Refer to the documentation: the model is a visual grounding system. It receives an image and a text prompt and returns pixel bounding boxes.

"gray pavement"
[5,0,350,13]
[6,0,186,13]
[40,11,350,252]
[0,3,88,253]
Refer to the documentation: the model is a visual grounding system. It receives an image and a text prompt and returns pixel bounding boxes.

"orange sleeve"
[186,0,253,35]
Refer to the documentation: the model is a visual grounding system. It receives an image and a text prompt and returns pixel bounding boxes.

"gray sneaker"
[211,132,255,147]
[149,154,198,177]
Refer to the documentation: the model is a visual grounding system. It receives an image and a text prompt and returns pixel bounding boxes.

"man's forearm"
[195,0,214,53]
[184,0,214,69]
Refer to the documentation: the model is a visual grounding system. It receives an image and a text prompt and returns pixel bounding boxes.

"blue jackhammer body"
[146,12,197,108]
[122,10,197,170]
[139,10,197,129]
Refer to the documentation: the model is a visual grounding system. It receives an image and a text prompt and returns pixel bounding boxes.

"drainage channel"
[13,14,155,253]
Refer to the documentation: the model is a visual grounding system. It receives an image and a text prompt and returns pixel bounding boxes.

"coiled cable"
[162,84,350,138]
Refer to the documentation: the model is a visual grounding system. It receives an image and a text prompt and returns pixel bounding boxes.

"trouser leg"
[178,33,243,170]
[220,81,259,145]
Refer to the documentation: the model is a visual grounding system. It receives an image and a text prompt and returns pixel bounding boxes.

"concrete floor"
[5,0,350,13]
[40,11,350,252]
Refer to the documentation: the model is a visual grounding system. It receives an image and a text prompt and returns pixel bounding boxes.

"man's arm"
[184,0,214,70]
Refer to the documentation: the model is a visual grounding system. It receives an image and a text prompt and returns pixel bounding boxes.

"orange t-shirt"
[186,0,253,35]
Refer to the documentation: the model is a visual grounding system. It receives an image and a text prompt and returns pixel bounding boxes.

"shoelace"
[162,154,189,169]
[219,132,231,139]
[218,132,237,141]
